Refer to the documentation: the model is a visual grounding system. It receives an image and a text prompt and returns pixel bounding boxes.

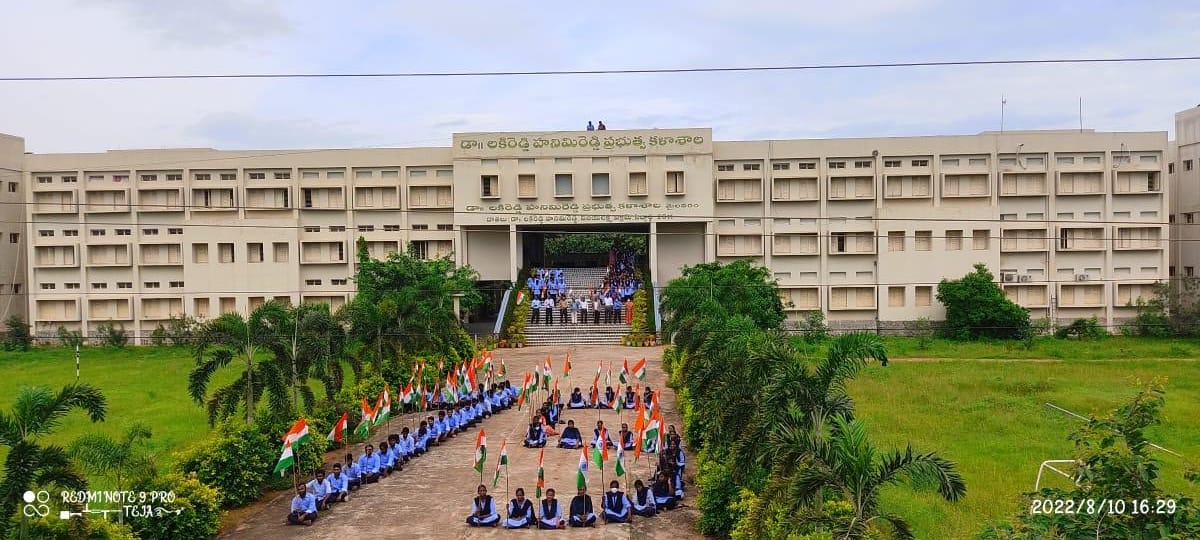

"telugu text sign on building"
[452,129,713,158]
[461,201,705,224]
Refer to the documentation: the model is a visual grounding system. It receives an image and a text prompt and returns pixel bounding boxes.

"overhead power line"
[2,56,1199,82]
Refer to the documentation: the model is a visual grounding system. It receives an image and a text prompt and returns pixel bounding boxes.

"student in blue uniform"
[306,469,332,510]
[539,488,566,529]
[398,428,414,463]
[592,420,616,449]
[287,485,317,526]
[505,487,536,529]
[568,388,588,409]
[670,434,686,496]
[328,463,350,503]
[466,484,501,527]
[599,386,616,409]
[414,422,429,455]
[602,480,632,523]
[523,418,546,448]
[619,423,636,451]
[558,419,583,449]
[568,486,597,527]
[359,444,381,484]
[343,453,362,491]
[651,472,677,510]
[631,479,656,517]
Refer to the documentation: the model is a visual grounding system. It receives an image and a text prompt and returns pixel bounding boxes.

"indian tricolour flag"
[516,290,526,305]
[355,398,375,439]
[273,418,311,476]
[535,448,545,498]
[542,357,552,389]
[491,439,508,488]
[400,383,414,405]
[644,407,663,453]
[632,358,647,381]
[562,355,571,378]
[592,427,609,469]
[473,429,488,474]
[576,445,589,489]
[326,412,348,443]
[614,445,626,477]
[619,358,630,385]
[373,385,391,426]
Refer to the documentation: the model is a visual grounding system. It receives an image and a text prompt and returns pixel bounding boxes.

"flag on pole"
[516,290,526,305]
[615,445,626,477]
[542,357,552,390]
[282,418,311,446]
[525,370,539,395]
[605,362,611,389]
[593,427,609,469]
[562,355,571,378]
[492,439,509,488]
[474,429,488,474]
[273,440,296,476]
[418,384,427,409]
[632,357,647,381]
[632,399,647,462]
[576,445,589,489]
[535,448,546,498]
[400,383,414,405]
[355,398,374,438]
[482,353,493,376]
[326,412,348,443]
[619,358,631,385]
[499,359,507,380]
[373,385,391,426]
[645,404,664,453]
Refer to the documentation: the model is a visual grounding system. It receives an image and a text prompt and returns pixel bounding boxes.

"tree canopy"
[936,263,1031,340]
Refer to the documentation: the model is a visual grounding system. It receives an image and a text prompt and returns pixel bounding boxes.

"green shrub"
[1054,317,1107,340]
[128,473,221,540]
[696,452,741,537]
[176,421,274,508]
[57,325,84,348]
[2,315,32,351]
[10,515,136,540]
[797,311,829,343]
[937,263,1030,340]
[912,317,934,350]
[96,321,129,348]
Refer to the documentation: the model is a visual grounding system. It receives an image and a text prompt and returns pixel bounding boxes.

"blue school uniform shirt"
[345,461,361,479]
[307,478,331,499]
[291,493,317,514]
[328,473,347,493]
[359,452,381,474]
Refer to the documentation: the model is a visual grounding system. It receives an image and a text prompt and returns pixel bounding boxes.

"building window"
[8,182,18,192]
[144,281,160,288]
[1186,160,1194,171]
[142,228,158,235]
[169,281,184,288]
[911,159,929,167]
[249,172,266,180]
[1188,213,1196,224]
[332,279,348,285]
[117,282,132,289]
[915,286,932,306]
[166,174,182,181]
[65,282,79,289]
[884,160,901,168]
[40,283,55,290]
[329,226,345,232]
[37,176,51,184]
[273,242,289,262]
[743,163,761,171]
[218,243,234,263]
[942,158,959,167]
[628,172,647,196]
[383,225,400,232]
[63,176,77,183]
[915,230,932,251]
[518,174,536,198]
[91,282,107,289]
[832,232,847,253]
[303,226,319,233]
[772,163,790,171]
[1187,267,1195,277]
[115,229,131,236]
[717,164,734,172]
[480,175,499,198]
[888,286,905,307]
[973,229,989,250]
[412,224,428,230]
[554,174,573,197]
[946,230,963,251]
[666,171,685,194]
[798,162,816,170]
[887,231,905,252]
[854,160,872,168]
[829,161,846,169]
[168,227,183,235]
[64,230,78,237]
[248,243,264,263]
[437,224,454,231]
[38,230,53,237]
[358,225,374,232]
[591,173,610,196]
[1169,163,1175,173]
[194,173,211,181]
[91,229,106,236]
[328,171,344,179]
[305,279,322,286]
[220,173,237,181]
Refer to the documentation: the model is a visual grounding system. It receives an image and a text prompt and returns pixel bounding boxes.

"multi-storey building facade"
[0,134,27,323]
[1170,106,1200,280]
[7,124,1168,338]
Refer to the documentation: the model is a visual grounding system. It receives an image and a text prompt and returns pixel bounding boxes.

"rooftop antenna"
[1078,97,1084,133]
[1000,95,1007,134]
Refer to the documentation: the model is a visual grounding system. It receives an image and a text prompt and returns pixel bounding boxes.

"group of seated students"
[602,247,643,300]
[288,381,520,526]
[565,384,642,410]
[466,480,666,529]
[526,267,566,298]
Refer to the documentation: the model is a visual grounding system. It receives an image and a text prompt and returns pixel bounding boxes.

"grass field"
[803,335,1200,360]
[848,358,1200,539]
[0,346,234,490]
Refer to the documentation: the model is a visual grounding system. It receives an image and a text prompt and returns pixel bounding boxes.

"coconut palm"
[188,302,289,424]
[776,414,967,540]
[68,423,155,524]
[270,302,346,414]
[0,384,106,532]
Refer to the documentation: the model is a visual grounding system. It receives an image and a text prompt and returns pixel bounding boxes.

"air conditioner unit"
[1075,274,1090,281]
[1001,273,1016,282]
[1019,275,1033,283]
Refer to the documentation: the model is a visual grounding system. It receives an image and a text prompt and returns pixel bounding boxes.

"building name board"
[462,201,703,224]
[457,134,706,152]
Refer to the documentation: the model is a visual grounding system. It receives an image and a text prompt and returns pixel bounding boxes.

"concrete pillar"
[704,221,715,262]
[509,225,518,282]
[649,221,659,285]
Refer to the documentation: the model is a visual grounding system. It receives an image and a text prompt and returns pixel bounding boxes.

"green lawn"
[802,335,1200,360]
[848,358,1200,539]
[0,346,235,490]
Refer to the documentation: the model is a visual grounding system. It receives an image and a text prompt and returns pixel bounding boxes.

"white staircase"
[561,267,608,291]
[521,268,632,345]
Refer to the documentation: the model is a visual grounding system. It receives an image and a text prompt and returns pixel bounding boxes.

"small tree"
[936,264,1030,340]
[911,317,935,350]
[56,325,84,349]
[797,311,829,343]
[68,423,156,524]
[97,321,129,348]
[2,315,32,351]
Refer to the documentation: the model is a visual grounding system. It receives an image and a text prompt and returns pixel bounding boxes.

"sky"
[1,0,1198,153]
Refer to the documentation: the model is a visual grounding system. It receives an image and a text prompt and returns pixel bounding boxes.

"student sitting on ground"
[328,463,350,503]
[466,484,501,527]
[343,453,362,491]
[306,469,333,510]
[287,485,317,526]
[539,488,566,529]
[592,420,616,449]
[602,480,632,523]
[599,386,616,409]
[524,418,546,448]
[558,419,583,449]
[623,386,637,409]
[619,423,636,451]
[358,444,381,484]
[569,486,597,527]
[651,472,677,510]
[568,388,589,409]
[399,427,415,462]
[505,487,536,529]
[414,422,429,455]
[377,441,394,477]
[632,479,656,517]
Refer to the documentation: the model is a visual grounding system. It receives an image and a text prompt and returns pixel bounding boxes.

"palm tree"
[0,384,106,533]
[271,303,345,414]
[777,415,966,540]
[68,423,155,524]
[189,302,288,424]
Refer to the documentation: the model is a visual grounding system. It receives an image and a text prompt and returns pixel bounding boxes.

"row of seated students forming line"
[287,382,521,526]
[466,474,678,529]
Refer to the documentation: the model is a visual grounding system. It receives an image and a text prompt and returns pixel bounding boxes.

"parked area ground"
[221,345,703,539]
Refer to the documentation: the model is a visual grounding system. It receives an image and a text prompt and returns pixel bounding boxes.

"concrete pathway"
[222,345,701,539]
